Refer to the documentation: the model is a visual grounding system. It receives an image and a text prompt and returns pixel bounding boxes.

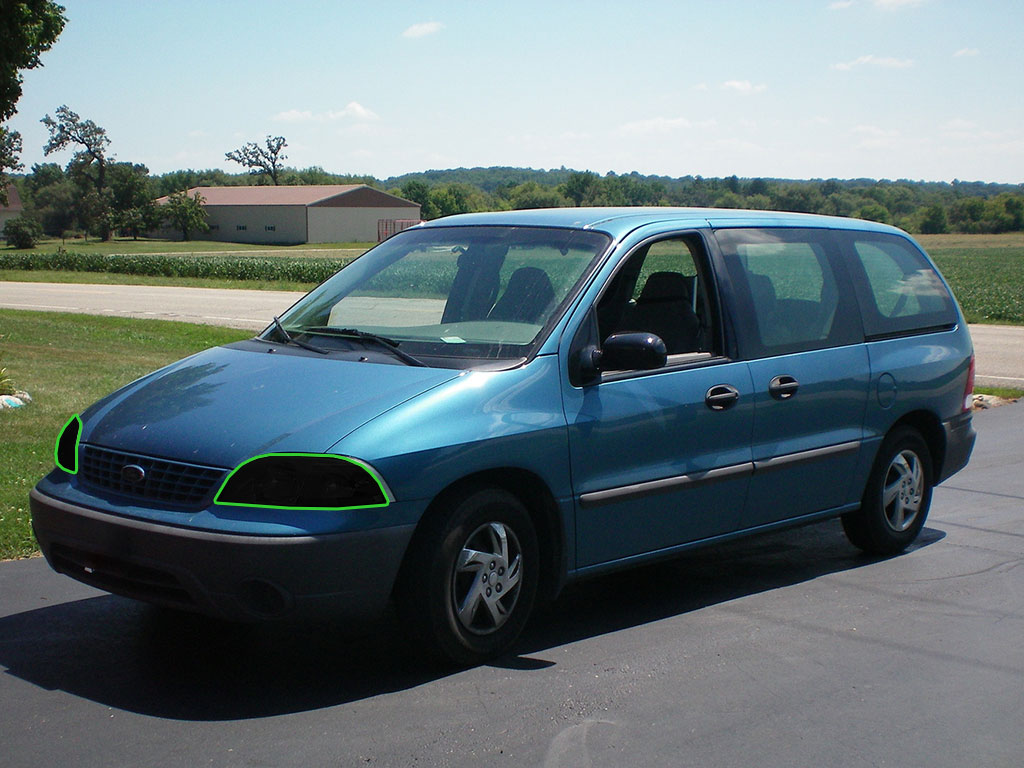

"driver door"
[562,236,755,569]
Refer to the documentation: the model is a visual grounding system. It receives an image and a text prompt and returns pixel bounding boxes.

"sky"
[7,0,1024,184]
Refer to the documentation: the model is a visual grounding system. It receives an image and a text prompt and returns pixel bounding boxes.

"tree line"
[5,107,1023,245]
[389,169,1024,236]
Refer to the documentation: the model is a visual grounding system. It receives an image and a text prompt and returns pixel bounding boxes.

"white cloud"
[872,0,926,8]
[273,102,379,123]
[273,109,315,123]
[617,116,692,135]
[941,119,1007,142]
[722,80,767,94]
[402,21,443,39]
[329,102,379,121]
[833,54,914,70]
[853,125,898,137]
[954,48,980,57]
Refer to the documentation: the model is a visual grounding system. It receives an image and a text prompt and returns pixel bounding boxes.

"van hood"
[80,343,463,470]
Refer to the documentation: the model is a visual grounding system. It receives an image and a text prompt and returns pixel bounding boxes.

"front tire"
[842,426,933,555]
[398,487,539,666]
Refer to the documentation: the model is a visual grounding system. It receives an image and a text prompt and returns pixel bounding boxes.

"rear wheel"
[398,487,539,666]
[842,426,933,555]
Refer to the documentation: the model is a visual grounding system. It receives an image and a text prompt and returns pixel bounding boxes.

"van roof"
[418,206,904,240]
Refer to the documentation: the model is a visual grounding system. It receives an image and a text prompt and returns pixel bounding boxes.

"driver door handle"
[705,384,740,411]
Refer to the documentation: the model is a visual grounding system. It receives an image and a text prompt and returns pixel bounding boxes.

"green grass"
[927,243,1024,325]
[0,269,317,292]
[0,310,250,560]
[2,236,373,256]
[974,386,1023,400]
[0,251,359,285]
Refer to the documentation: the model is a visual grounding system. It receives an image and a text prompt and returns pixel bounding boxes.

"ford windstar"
[31,208,976,664]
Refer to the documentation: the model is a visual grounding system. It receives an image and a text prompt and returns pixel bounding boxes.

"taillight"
[962,354,975,412]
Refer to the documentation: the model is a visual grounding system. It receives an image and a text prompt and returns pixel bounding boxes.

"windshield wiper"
[269,316,328,354]
[303,326,427,367]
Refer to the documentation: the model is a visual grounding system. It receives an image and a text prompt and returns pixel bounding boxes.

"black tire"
[398,486,539,666]
[842,426,933,555]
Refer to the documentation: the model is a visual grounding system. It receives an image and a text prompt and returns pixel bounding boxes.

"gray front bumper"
[30,488,414,621]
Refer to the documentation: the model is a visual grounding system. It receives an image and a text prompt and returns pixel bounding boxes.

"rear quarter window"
[841,233,957,339]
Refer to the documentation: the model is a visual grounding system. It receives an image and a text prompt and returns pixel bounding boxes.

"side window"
[596,235,716,356]
[843,234,957,338]
[715,228,860,358]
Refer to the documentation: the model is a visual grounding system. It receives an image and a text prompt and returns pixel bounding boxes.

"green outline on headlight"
[213,452,392,511]
[54,414,82,474]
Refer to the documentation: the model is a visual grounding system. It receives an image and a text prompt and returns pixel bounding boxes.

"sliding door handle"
[769,374,799,400]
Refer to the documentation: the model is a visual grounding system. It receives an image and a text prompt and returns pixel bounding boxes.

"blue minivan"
[31,208,976,664]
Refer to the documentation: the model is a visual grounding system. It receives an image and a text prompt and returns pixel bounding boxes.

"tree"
[41,105,114,238]
[1,1,66,202]
[0,126,22,202]
[4,214,43,248]
[559,171,599,206]
[713,191,745,209]
[31,176,77,235]
[42,105,112,192]
[855,201,891,224]
[399,180,431,207]
[106,161,157,237]
[25,160,63,192]
[225,135,287,185]
[162,190,208,241]
[1,1,66,119]
[508,181,567,209]
[919,204,948,234]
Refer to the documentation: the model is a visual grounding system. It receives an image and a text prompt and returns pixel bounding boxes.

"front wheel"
[398,487,539,666]
[842,426,933,555]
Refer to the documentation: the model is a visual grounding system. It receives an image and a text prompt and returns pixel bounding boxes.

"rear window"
[842,233,957,338]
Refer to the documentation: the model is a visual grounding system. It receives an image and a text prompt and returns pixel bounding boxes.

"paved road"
[0,281,305,331]
[1,281,1022,386]
[1,404,1021,767]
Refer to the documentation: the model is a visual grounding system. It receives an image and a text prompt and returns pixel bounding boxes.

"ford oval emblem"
[121,464,146,485]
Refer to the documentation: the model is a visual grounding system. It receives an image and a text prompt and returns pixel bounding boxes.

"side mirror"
[599,332,668,372]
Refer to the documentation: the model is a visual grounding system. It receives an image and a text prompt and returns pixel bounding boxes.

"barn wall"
[307,206,420,243]
[204,205,307,244]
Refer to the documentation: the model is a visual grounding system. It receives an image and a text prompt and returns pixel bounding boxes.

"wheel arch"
[889,409,944,478]
[394,468,566,606]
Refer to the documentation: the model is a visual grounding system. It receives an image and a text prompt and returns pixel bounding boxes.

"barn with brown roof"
[1,185,24,234]
[155,185,421,244]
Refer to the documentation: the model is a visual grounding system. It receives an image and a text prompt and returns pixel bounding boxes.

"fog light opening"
[236,579,292,618]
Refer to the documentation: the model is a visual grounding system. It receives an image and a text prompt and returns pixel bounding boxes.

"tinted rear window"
[841,233,957,338]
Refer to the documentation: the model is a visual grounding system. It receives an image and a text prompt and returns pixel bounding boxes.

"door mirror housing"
[600,332,668,372]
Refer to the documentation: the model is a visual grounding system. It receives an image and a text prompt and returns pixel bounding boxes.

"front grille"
[79,444,226,506]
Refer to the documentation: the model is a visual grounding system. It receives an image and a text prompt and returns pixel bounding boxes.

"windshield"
[272,225,611,366]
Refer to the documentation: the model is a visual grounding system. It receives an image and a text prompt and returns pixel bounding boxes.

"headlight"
[214,453,391,510]
[54,414,82,474]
